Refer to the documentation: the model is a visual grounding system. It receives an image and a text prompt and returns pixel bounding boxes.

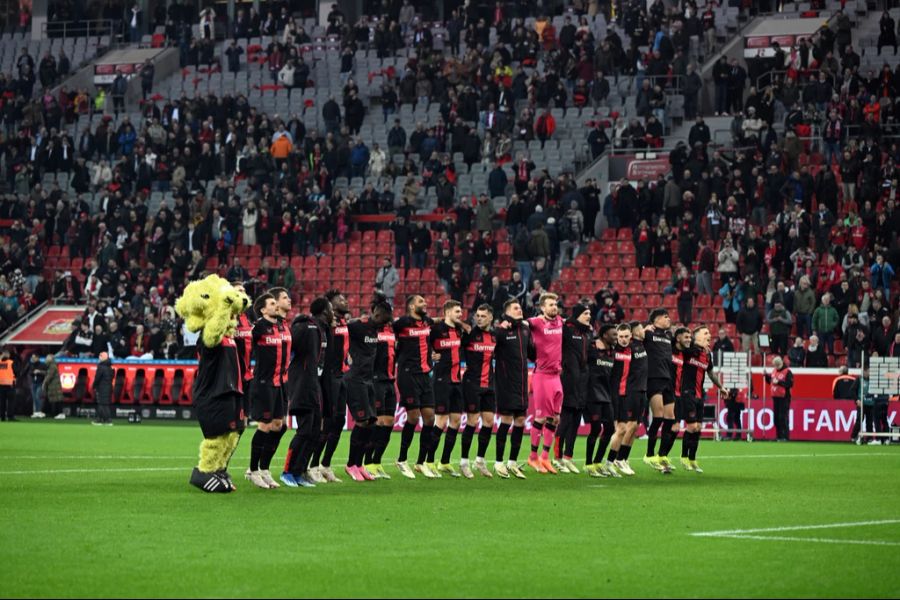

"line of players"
[233,282,726,488]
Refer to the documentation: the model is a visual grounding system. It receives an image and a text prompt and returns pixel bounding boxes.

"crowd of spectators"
[1,0,897,376]
[596,8,900,368]
[0,0,719,351]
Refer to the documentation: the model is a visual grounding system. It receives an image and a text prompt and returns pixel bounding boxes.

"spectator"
[671,265,694,325]
[872,316,895,357]
[805,335,828,368]
[844,311,869,368]
[225,40,244,73]
[712,328,735,361]
[375,257,400,304]
[140,59,154,99]
[595,290,624,327]
[812,293,840,355]
[737,297,762,354]
[411,221,431,270]
[696,241,715,296]
[527,222,550,263]
[870,254,895,301]
[787,337,806,368]
[719,274,744,324]
[767,300,793,357]
[716,238,739,277]
[793,275,816,340]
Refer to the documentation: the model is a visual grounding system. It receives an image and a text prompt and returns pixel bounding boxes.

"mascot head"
[175,274,250,347]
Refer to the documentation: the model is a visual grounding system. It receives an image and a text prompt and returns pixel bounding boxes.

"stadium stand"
[0,0,898,416]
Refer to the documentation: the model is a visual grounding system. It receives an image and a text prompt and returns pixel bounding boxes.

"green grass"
[1,421,898,598]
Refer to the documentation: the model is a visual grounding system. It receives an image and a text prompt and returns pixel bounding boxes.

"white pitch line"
[692,519,900,537]
[3,455,197,460]
[702,534,900,547]
[696,452,899,460]
[0,467,187,475]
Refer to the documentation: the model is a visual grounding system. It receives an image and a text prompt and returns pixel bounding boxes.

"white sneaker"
[414,463,436,478]
[320,466,342,483]
[507,460,527,479]
[395,460,416,479]
[248,470,271,489]
[243,468,252,481]
[552,458,570,473]
[307,466,326,484]
[474,457,493,478]
[459,460,474,479]
[260,470,280,488]
[54,413,66,420]
[561,458,580,474]
[493,461,510,478]
[614,459,635,476]
[604,461,622,478]
[867,440,882,445]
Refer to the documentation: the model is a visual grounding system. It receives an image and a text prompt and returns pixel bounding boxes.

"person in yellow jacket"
[0,349,17,421]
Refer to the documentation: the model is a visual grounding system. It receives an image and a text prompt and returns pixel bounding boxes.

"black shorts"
[374,380,397,417]
[346,379,377,423]
[397,370,434,410]
[250,381,285,423]
[676,395,704,423]
[616,390,646,422]
[293,405,321,440]
[647,377,676,405]
[196,393,240,438]
[561,371,588,410]
[463,379,496,414]
[322,376,347,419]
[434,378,464,415]
[584,401,614,423]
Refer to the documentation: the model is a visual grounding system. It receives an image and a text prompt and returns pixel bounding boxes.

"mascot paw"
[190,467,233,493]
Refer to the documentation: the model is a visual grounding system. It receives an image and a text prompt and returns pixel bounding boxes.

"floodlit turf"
[1,421,898,598]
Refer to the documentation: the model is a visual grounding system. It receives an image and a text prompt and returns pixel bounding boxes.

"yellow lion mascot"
[175,274,250,493]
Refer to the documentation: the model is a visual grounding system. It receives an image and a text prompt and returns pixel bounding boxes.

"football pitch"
[1,421,898,598]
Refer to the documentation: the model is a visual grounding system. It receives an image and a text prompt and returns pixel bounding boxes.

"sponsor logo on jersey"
[334,326,349,336]
[543,328,563,335]
[364,336,380,344]
[404,328,431,337]
[469,343,495,352]
[633,350,648,359]
[438,338,461,348]
[377,332,396,342]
